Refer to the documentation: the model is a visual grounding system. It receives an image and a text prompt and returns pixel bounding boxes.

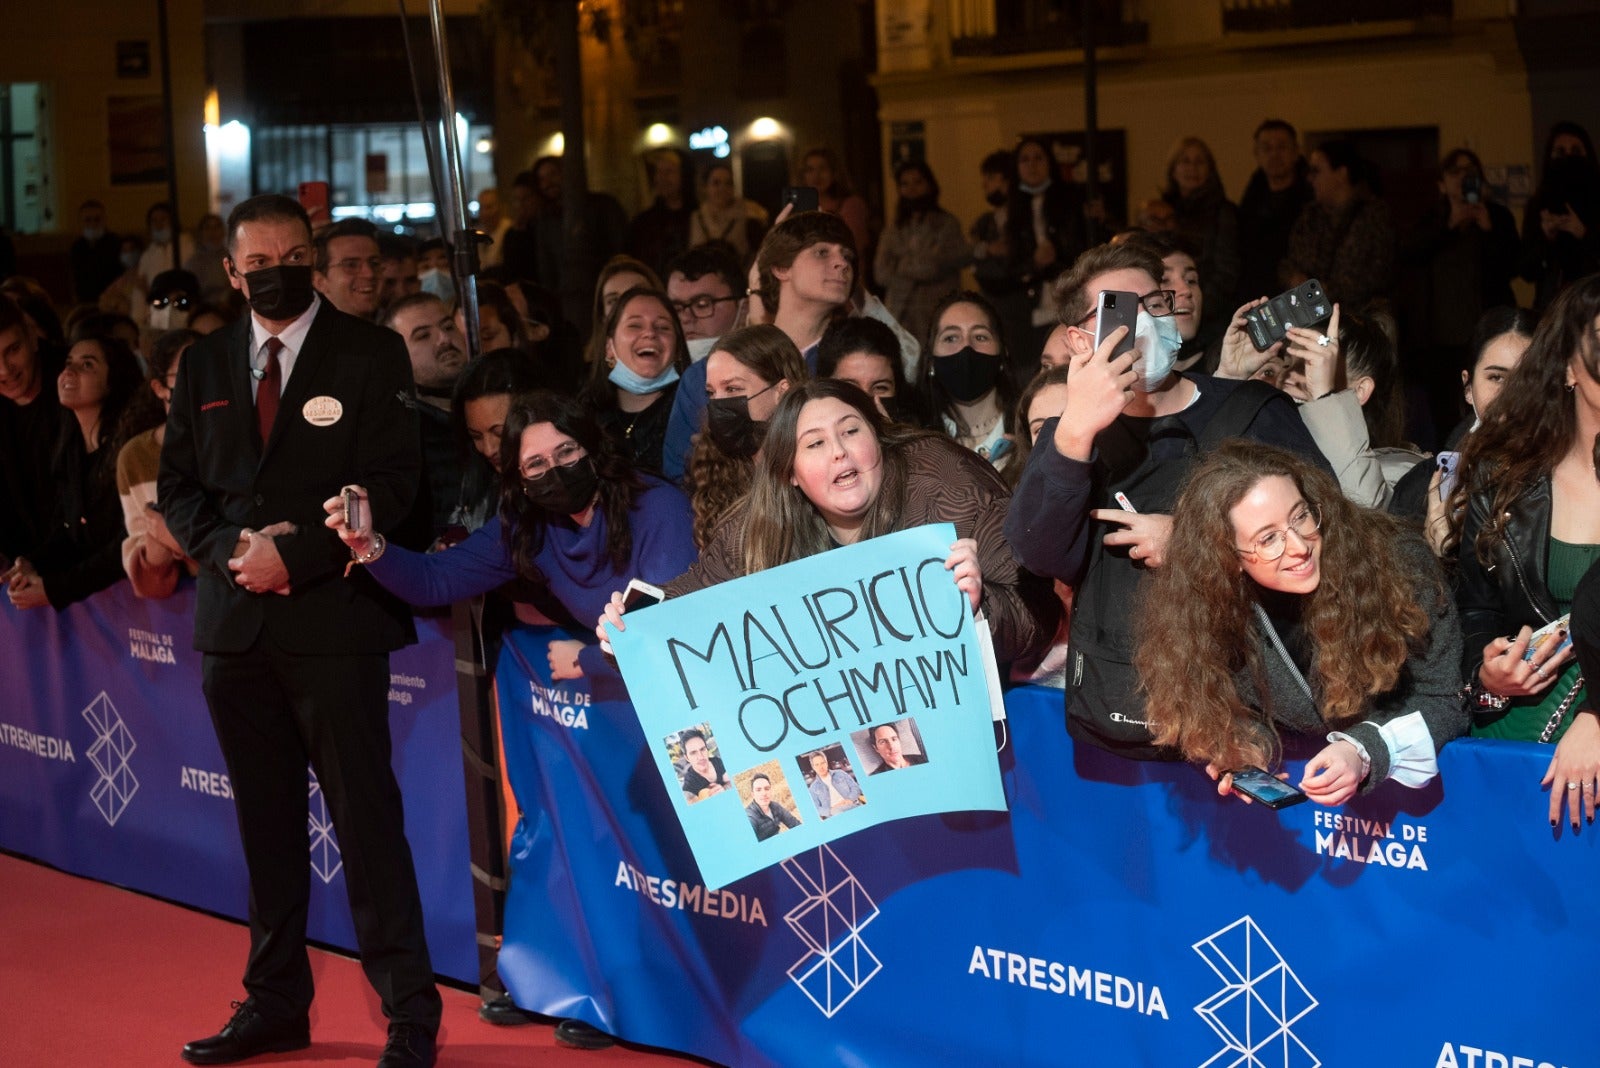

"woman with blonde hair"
[1135,440,1464,805]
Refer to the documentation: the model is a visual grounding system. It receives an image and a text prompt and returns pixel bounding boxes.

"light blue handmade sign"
[608,523,1006,888]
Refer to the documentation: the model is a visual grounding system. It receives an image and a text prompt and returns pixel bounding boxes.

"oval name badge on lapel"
[303,396,343,427]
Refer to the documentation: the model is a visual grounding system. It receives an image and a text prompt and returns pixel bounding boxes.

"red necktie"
[257,337,283,443]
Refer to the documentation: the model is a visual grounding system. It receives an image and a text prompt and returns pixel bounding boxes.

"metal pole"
[425,0,481,360]
[158,0,182,271]
[1082,0,1102,247]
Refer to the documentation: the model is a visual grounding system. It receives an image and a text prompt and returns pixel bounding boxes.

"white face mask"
[1130,309,1184,393]
[149,306,179,331]
[686,335,718,363]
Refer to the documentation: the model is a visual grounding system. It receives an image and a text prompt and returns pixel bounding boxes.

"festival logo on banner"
[607,523,1007,888]
[1193,916,1318,1068]
[782,845,881,1018]
[308,768,342,885]
[82,692,138,826]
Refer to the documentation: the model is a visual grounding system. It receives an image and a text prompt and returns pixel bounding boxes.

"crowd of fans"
[5,118,1600,1042]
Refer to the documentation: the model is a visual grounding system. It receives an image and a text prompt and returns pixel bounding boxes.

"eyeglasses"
[1077,289,1177,325]
[332,256,382,275]
[150,294,192,310]
[671,294,740,319]
[520,440,586,479]
[1236,503,1322,561]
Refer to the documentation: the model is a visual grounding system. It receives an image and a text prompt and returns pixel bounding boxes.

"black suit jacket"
[158,301,420,655]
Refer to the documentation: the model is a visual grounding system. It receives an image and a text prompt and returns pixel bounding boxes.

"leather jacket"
[1454,476,1558,679]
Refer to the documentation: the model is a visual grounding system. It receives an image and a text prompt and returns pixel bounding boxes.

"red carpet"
[0,853,709,1067]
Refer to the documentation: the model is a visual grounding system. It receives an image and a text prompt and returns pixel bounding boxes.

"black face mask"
[902,193,938,215]
[241,265,316,321]
[932,346,1002,404]
[521,456,599,517]
[705,387,774,459]
[984,189,1008,208]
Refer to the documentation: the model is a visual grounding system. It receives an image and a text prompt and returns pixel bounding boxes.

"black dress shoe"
[478,993,539,1026]
[376,1022,437,1068]
[554,1018,615,1050]
[181,999,310,1065]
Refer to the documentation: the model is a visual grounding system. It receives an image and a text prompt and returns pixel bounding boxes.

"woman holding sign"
[604,378,1058,667]
[1134,440,1465,807]
[327,390,695,683]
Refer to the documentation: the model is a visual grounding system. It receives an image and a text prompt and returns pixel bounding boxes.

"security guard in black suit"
[159,194,441,1068]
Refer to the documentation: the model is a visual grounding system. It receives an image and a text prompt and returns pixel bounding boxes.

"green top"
[1472,537,1600,742]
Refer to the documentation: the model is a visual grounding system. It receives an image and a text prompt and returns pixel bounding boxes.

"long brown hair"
[1449,273,1600,563]
[685,325,808,548]
[740,379,940,574]
[1136,441,1436,771]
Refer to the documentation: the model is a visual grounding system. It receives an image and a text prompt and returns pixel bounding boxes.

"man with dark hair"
[0,296,58,560]
[1236,119,1312,307]
[679,730,731,802]
[970,149,1033,380]
[69,199,124,303]
[528,155,628,326]
[384,292,466,537]
[499,170,543,284]
[1006,241,1328,758]
[313,218,383,320]
[377,234,422,312]
[868,722,928,775]
[665,243,743,345]
[628,148,693,280]
[745,773,801,840]
[159,193,441,1068]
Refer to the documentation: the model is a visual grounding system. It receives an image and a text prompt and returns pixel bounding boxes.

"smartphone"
[1229,767,1308,809]
[622,578,665,613]
[1461,173,1482,205]
[1525,614,1572,662]
[342,486,366,535]
[1243,279,1333,352]
[1435,451,1460,502]
[1094,290,1139,359]
[782,185,820,214]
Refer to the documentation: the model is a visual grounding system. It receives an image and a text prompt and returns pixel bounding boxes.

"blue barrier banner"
[496,622,1598,1068]
[606,523,1006,889]
[0,582,478,985]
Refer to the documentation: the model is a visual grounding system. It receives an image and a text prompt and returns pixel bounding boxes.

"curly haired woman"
[1134,440,1466,806]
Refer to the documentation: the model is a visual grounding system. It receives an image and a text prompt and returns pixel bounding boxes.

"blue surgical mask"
[1131,309,1183,393]
[608,359,680,396]
[419,267,454,304]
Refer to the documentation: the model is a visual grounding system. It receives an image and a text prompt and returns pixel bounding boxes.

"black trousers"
[202,639,442,1031]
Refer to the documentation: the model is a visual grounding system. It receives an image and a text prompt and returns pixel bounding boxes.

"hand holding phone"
[1435,451,1460,502]
[782,186,820,214]
[1243,279,1332,352]
[1228,767,1308,809]
[342,486,367,536]
[1094,290,1139,360]
[622,577,665,613]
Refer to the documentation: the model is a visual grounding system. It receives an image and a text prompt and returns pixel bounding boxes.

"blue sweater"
[368,475,696,680]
